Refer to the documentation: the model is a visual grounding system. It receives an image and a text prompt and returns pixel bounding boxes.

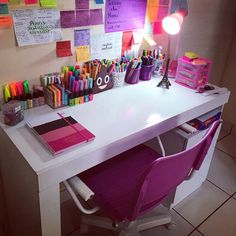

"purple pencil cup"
[139,64,154,81]
[124,65,141,84]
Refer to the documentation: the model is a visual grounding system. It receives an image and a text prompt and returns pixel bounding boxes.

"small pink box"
[175,57,212,89]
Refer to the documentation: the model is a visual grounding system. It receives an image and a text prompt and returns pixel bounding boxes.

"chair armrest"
[63,177,99,214]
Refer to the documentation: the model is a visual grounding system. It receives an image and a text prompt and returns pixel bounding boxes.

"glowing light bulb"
[162,13,184,35]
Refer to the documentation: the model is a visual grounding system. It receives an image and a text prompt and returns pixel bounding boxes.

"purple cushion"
[79,145,160,221]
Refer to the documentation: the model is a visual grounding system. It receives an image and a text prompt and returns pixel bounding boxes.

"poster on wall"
[12,9,62,47]
[90,32,122,60]
[105,0,147,33]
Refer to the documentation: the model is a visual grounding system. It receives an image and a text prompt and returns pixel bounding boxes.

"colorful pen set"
[41,66,94,109]
[141,50,155,66]
[142,47,165,61]
[2,80,45,110]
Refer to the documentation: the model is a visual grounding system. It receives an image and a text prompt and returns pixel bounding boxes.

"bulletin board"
[0,0,170,93]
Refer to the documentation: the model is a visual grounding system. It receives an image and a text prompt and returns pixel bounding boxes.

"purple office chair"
[64,120,221,235]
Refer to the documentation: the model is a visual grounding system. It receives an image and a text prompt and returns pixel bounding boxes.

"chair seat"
[79,145,161,221]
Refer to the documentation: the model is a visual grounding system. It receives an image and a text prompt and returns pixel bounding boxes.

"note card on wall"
[12,9,62,46]
[39,0,57,8]
[90,32,122,60]
[105,0,147,33]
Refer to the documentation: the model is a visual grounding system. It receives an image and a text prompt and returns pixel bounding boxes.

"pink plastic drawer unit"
[175,57,212,89]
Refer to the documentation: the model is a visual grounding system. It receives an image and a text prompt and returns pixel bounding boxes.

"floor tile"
[217,129,229,141]
[198,198,236,236]
[66,227,113,236]
[207,148,236,195]
[174,181,228,227]
[188,230,203,236]
[233,194,236,200]
[216,135,236,158]
[141,208,194,236]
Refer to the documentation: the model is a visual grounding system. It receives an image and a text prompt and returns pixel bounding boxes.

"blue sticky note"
[95,0,104,4]
[0,4,9,15]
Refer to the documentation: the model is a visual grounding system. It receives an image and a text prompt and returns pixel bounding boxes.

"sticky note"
[95,0,104,3]
[90,8,103,26]
[0,15,12,27]
[75,0,89,9]
[0,0,8,3]
[146,0,159,22]
[75,10,90,27]
[159,0,169,5]
[0,4,8,14]
[122,31,133,55]
[9,0,21,3]
[76,46,90,63]
[144,21,153,35]
[56,40,73,57]
[60,11,76,28]
[25,0,37,4]
[39,0,56,8]
[157,5,169,20]
[74,29,90,47]
[153,21,163,34]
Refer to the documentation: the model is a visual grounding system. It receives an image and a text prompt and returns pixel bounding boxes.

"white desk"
[0,77,230,236]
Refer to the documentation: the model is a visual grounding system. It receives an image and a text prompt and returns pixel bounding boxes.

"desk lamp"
[157,0,188,89]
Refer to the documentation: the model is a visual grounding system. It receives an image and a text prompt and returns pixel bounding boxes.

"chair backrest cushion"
[130,120,221,220]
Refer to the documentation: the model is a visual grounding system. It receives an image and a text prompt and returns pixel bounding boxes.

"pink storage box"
[175,57,212,89]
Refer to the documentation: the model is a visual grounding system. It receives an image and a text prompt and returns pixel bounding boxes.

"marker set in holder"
[40,66,94,109]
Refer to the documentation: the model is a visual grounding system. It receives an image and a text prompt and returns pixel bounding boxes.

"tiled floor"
[61,133,236,236]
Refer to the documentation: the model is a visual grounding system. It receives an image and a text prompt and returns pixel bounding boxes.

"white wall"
[0,0,235,92]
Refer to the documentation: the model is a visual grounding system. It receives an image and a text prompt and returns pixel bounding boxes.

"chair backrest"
[130,120,221,220]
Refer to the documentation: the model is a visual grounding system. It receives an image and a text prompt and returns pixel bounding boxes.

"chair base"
[79,206,174,236]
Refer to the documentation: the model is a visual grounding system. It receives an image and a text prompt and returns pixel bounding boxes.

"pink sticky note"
[75,10,90,27]
[153,21,163,34]
[157,5,169,20]
[0,0,8,3]
[56,41,73,57]
[25,0,37,4]
[90,8,103,25]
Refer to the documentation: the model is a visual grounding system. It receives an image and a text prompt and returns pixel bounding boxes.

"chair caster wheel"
[165,222,176,230]
[80,223,89,234]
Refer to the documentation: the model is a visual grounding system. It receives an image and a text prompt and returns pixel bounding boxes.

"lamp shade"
[162,12,184,35]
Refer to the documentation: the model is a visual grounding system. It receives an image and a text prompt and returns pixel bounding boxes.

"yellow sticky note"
[146,0,159,22]
[39,0,57,8]
[76,46,90,63]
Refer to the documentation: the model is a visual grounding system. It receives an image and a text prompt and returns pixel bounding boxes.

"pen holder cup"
[111,71,126,87]
[153,59,164,77]
[139,64,154,81]
[124,66,141,84]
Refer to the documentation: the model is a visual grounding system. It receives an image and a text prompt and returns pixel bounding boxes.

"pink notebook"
[27,115,95,155]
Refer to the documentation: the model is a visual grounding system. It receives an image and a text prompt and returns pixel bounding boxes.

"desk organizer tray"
[175,57,212,89]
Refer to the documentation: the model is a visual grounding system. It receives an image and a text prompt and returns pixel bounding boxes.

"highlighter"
[9,83,17,98]
[23,80,30,94]
[3,84,11,102]
[68,93,75,106]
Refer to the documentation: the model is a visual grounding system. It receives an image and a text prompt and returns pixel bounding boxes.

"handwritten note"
[56,40,72,57]
[90,32,122,60]
[0,0,8,3]
[60,11,76,28]
[90,8,103,25]
[74,29,90,46]
[76,46,90,63]
[75,0,89,9]
[0,4,8,14]
[25,0,38,4]
[75,10,90,27]
[105,0,147,33]
[0,15,12,27]
[39,0,57,8]
[9,0,20,3]
[12,9,62,46]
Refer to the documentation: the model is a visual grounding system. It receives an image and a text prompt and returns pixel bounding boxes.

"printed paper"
[12,9,62,46]
[90,32,122,60]
[74,29,90,47]
[105,0,147,33]
[76,46,90,63]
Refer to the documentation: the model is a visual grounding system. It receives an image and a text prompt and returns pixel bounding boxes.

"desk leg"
[39,184,61,236]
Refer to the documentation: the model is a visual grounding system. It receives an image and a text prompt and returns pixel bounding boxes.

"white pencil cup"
[111,71,126,87]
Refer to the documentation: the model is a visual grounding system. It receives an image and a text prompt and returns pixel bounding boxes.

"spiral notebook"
[27,113,95,155]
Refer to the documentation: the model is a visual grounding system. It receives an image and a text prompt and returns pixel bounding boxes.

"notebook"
[27,114,95,155]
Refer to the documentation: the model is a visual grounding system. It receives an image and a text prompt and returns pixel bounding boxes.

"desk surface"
[0,78,230,186]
